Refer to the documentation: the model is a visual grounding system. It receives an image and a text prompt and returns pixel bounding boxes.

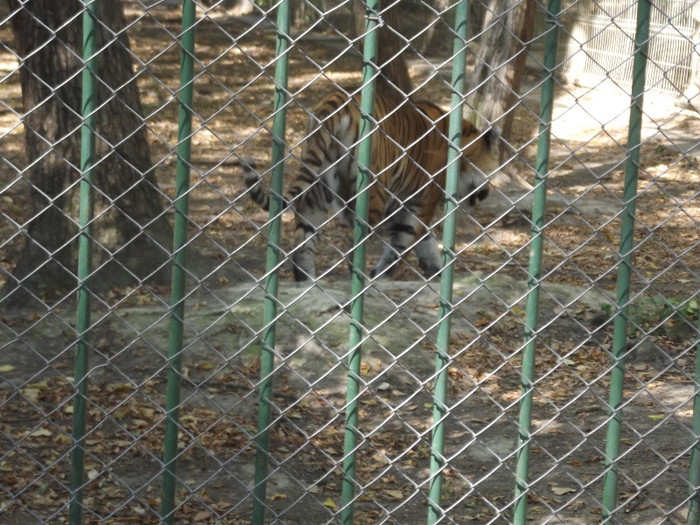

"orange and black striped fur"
[244,90,499,281]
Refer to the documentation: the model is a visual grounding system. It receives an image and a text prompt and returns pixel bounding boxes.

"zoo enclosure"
[0,0,699,524]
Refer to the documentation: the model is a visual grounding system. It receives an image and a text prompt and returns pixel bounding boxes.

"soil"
[0,2,698,524]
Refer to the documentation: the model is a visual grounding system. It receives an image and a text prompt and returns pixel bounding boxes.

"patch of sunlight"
[0,117,21,138]
[0,53,18,74]
[552,82,680,142]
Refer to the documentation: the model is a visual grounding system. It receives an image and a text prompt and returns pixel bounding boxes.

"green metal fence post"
[686,302,700,525]
[159,1,197,522]
[688,307,700,525]
[68,1,97,522]
[512,1,560,523]
[601,0,651,521]
[340,0,379,522]
[426,0,470,522]
[251,1,291,523]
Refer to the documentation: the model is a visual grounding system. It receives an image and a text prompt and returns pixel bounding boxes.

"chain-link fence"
[1,0,699,523]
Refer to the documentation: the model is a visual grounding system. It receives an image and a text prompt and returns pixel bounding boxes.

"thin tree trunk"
[352,0,414,99]
[471,0,536,162]
[4,0,172,306]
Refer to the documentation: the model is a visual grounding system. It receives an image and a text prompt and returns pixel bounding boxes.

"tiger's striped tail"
[242,157,289,212]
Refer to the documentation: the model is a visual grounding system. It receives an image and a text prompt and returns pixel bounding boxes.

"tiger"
[243,89,499,281]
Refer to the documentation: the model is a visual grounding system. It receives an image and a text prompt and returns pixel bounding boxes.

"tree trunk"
[222,0,255,15]
[413,0,456,55]
[352,0,414,99]
[470,0,536,162]
[4,0,172,306]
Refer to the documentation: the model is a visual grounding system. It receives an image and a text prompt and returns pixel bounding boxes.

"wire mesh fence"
[0,0,699,524]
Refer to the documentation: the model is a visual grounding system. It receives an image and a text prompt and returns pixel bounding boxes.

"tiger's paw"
[293,265,314,282]
[369,259,398,280]
[420,265,442,280]
[369,265,389,280]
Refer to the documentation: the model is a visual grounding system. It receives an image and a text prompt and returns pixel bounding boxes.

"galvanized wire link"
[1,1,700,524]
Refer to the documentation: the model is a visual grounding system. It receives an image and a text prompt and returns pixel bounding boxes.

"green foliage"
[598,295,698,339]
[600,302,614,320]
[668,296,699,322]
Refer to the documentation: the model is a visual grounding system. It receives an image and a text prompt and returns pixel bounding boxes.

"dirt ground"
[0,2,699,524]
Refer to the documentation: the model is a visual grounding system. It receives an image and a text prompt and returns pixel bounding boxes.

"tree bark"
[470,0,536,162]
[223,0,255,15]
[352,0,414,99]
[4,0,172,306]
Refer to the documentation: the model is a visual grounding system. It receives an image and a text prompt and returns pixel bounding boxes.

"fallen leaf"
[551,485,577,496]
[22,388,41,403]
[0,364,16,373]
[383,489,403,500]
[193,510,212,521]
[323,497,336,509]
[138,407,155,418]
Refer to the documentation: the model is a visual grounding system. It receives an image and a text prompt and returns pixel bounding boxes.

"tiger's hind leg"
[290,168,350,281]
[291,198,332,282]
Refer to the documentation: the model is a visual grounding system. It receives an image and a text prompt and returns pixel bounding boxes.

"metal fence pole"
[251,1,291,523]
[159,1,197,522]
[689,309,700,525]
[68,1,97,522]
[512,0,560,523]
[601,0,651,521]
[426,0,469,523]
[340,0,379,522]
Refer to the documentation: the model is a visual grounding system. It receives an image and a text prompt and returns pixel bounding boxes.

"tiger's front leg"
[413,234,442,278]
